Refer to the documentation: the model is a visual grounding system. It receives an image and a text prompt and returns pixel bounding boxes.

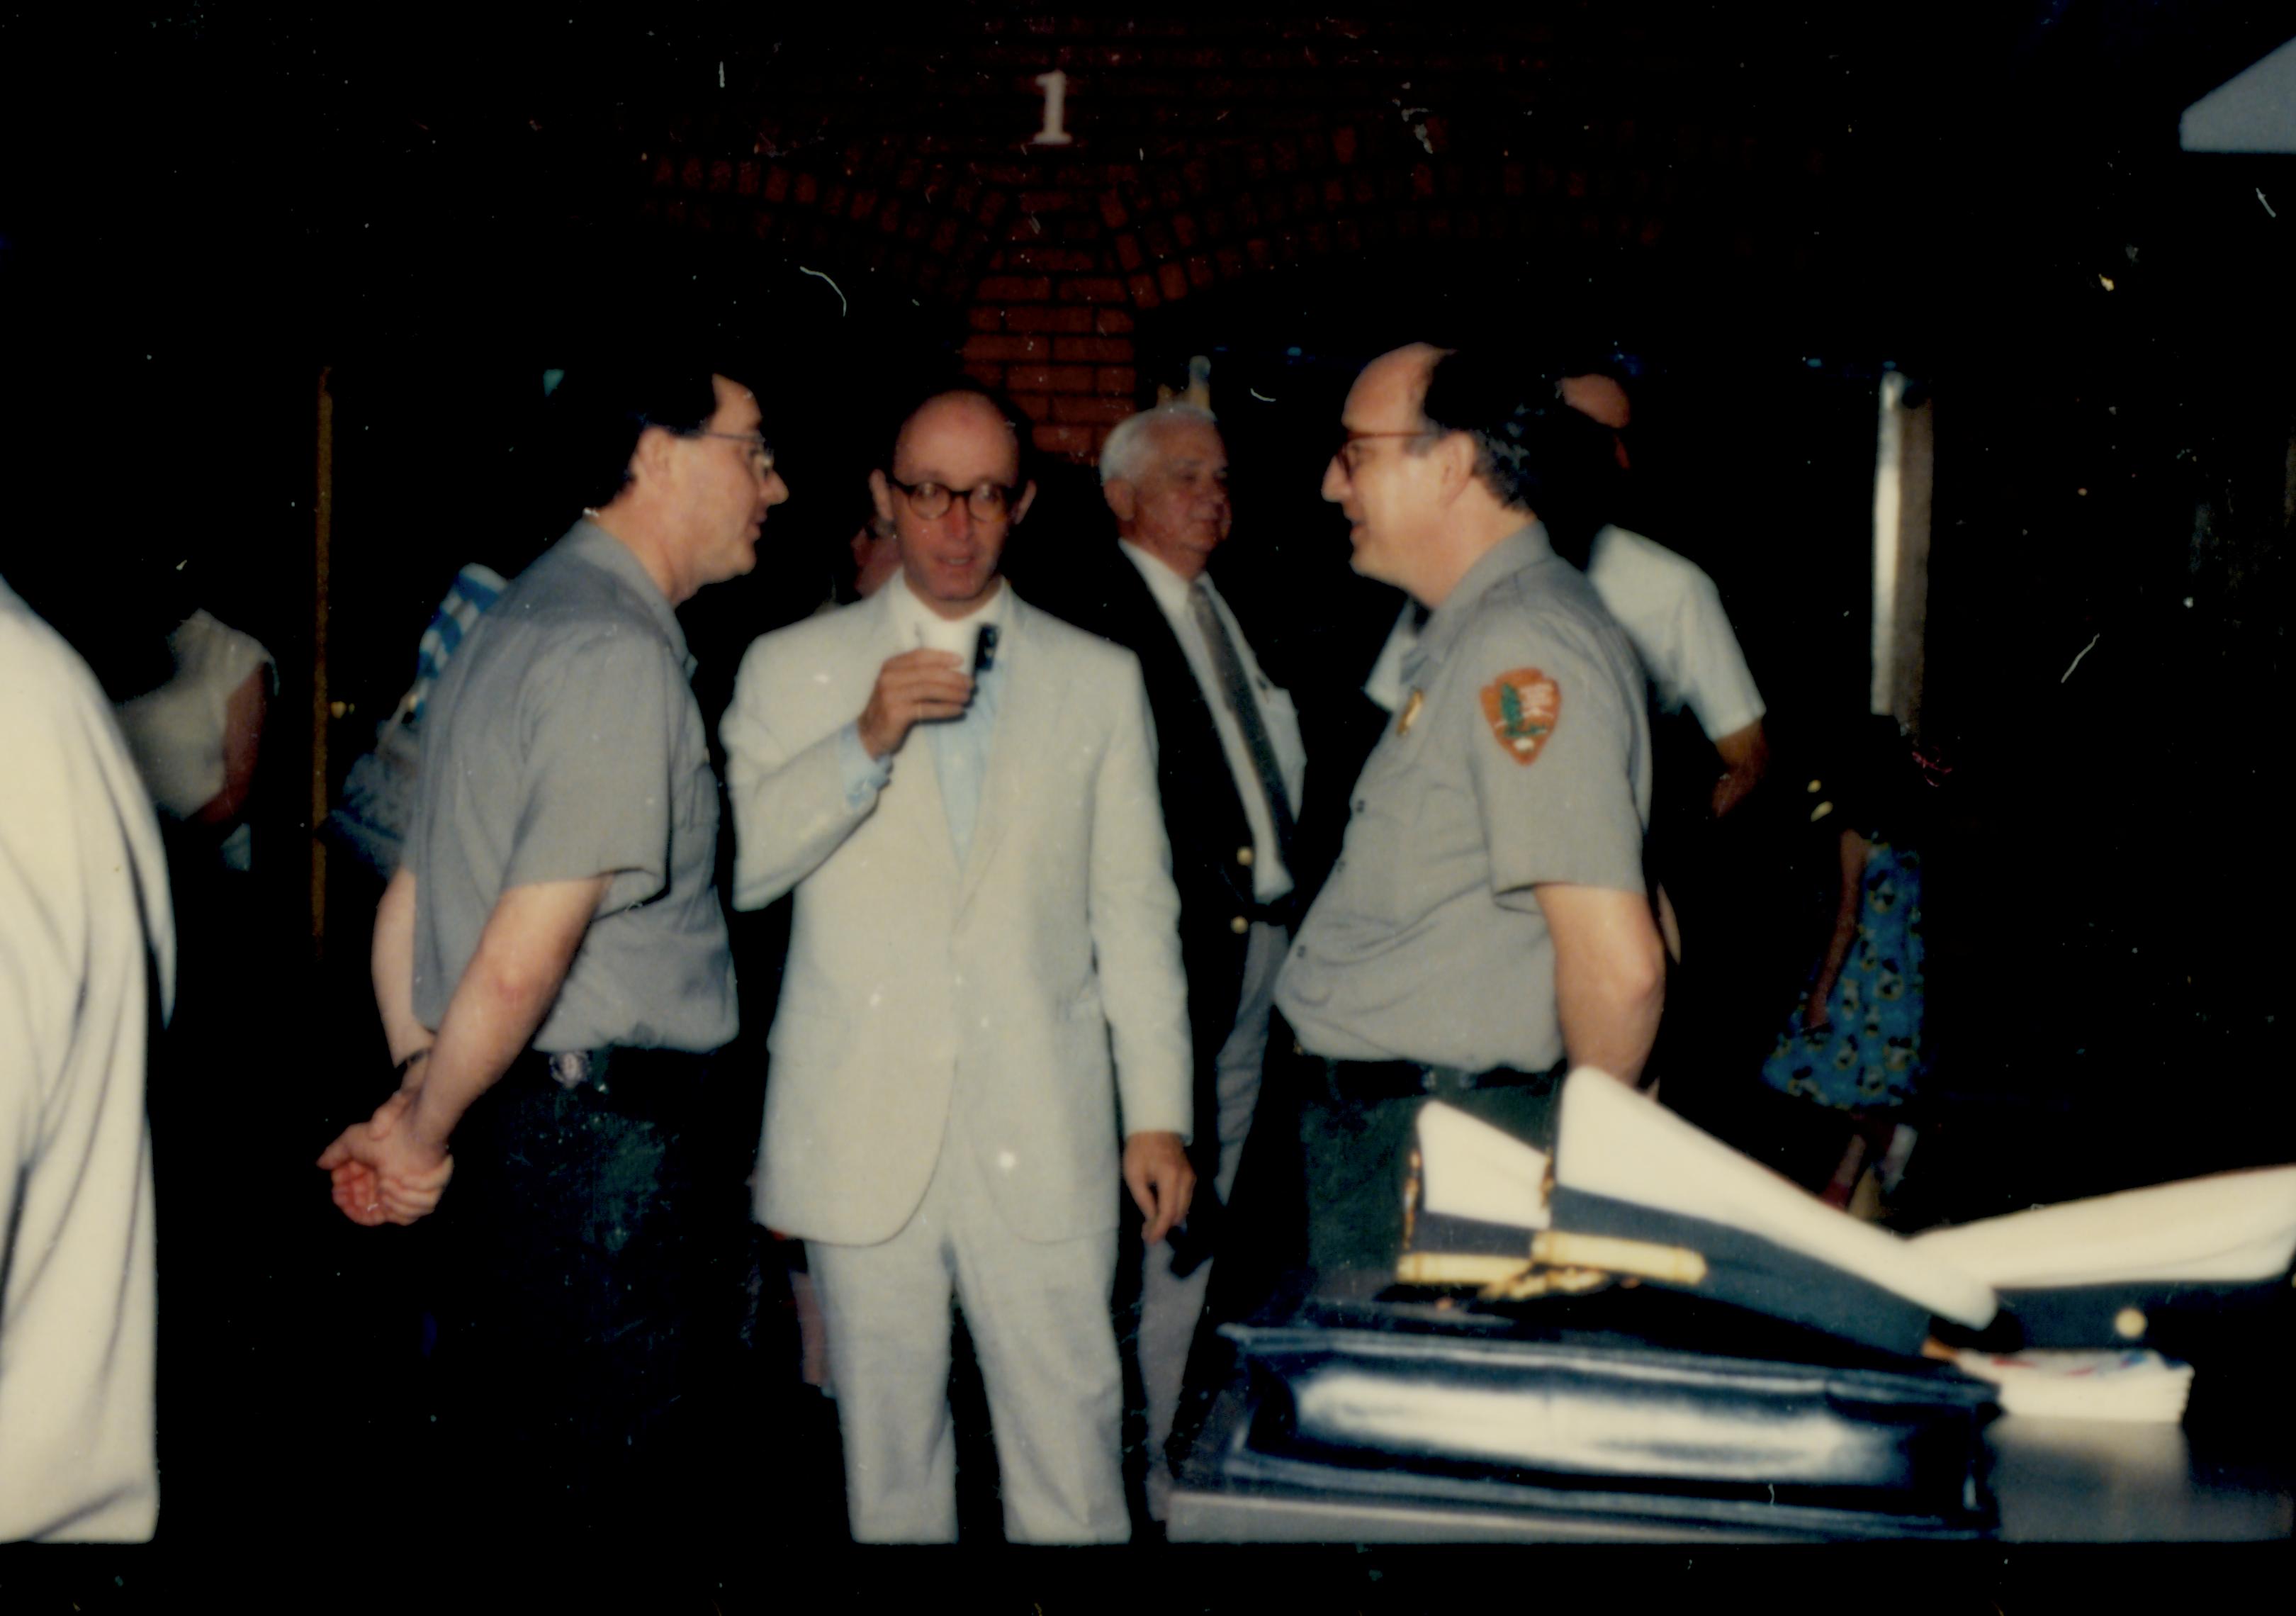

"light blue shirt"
[926,650,998,867]
[835,573,1011,864]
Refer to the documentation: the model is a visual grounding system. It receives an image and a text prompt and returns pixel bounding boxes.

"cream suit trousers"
[809,1122,1127,1544]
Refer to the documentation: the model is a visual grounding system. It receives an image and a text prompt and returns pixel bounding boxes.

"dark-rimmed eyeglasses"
[681,429,777,476]
[886,476,1018,521]
[1332,428,1438,474]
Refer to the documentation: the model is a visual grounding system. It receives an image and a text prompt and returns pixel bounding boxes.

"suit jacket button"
[1230,915,1250,935]
[1236,846,1254,867]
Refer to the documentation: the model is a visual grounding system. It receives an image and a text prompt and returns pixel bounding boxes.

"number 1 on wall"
[1033,71,1074,145]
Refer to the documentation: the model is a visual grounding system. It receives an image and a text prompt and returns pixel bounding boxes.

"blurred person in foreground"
[0,573,172,1542]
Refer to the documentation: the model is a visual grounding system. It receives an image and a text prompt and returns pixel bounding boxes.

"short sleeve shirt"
[113,609,276,819]
[1584,525,1765,741]
[1276,525,1652,1072]
[1363,524,1764,746]
[408,521,737,1053]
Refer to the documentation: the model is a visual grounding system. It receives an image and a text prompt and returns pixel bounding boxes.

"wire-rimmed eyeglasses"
[1332,428,1438,475]
[682,430,777,475]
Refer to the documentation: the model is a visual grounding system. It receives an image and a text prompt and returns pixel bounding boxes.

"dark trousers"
[1170,1038,1562,1472]
[1296,1064,1562,1279]
[432,1050,760,1544]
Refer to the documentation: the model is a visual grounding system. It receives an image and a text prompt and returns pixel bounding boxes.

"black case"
[1215,1288,1999,1539]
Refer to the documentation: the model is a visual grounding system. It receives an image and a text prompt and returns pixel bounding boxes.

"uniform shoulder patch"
[1480,667,1562,765]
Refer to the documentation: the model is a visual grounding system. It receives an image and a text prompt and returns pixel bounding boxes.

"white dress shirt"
[886,572,1011,868]
[1119,542,1305,904]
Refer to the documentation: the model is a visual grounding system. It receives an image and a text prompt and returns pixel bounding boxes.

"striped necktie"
[1187,579,1296,870]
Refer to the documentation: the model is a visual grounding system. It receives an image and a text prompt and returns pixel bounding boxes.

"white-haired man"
[1045,400,1306,1520]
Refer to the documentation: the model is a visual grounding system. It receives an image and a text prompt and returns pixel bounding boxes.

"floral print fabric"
[1759,840,1925,1112]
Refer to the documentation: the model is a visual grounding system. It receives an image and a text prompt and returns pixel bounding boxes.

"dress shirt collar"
[1118,537,1215,619]
[887,568,1010,661]
[561,518,694,672]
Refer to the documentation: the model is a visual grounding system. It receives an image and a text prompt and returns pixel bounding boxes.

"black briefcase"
[1215,1288,1998,1539]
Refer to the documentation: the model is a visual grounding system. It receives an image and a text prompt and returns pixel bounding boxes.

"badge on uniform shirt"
[1480,668,1561,765]
[1397,688,1425,736]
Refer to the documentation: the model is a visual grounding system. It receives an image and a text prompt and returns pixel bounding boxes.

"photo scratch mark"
[2061,632,2100,683]
[797,266,848,316]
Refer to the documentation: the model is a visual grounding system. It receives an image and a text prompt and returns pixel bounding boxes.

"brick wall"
[639,11,1855,461]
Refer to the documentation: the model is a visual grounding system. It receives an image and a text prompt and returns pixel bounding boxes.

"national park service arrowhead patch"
[1480,668,1561,765]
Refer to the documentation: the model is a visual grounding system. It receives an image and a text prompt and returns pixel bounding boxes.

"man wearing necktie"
[1043,402,1307,1522]
[1010,397,1304,1524]
[721,384,1194,1543]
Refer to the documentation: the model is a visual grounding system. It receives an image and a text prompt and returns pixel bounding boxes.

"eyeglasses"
[1332,428,1438,475]
[886,476,1018,521]
[682,429,777,476]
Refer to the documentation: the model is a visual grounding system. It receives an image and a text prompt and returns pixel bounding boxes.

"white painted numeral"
[1033,71,1074,145]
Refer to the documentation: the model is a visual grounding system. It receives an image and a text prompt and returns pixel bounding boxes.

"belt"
[513,1045,716,1118]
[1299,1048,1558,1104]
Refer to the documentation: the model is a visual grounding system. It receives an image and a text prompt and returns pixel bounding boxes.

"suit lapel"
[956,593,1061,909]
[1105,550,1252,860]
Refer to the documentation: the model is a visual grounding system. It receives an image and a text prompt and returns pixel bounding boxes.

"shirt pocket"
[1332,741,1424,926]
[668,702,721,834]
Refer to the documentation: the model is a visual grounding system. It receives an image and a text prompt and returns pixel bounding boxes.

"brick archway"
[641,12,1855,461]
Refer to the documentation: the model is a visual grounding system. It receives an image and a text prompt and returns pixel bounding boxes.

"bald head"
[1560,371,1633,470]
[894,389,1023,472]
[870,387,1037,618]
[1559,373,1631,432]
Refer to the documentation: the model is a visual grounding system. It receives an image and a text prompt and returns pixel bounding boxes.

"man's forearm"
[1709,719,1769,819]
[726,722,879,911]
[402,875,609,1153]
[1554,958,1665,1084]
[402,971,561,1154]
[1540,885,1667,1086]
[371,865,429,1064]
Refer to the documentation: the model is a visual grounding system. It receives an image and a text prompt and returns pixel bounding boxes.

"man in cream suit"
[721,385,1195,1544]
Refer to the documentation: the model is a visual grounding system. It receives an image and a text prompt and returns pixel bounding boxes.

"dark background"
[1,1,2289,1595]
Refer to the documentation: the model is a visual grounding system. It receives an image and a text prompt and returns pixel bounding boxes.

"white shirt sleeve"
[1585,527,1765,741]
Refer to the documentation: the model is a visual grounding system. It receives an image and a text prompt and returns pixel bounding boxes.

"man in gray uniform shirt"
[1273,342,1667,1279]
[319,359,788,1537]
